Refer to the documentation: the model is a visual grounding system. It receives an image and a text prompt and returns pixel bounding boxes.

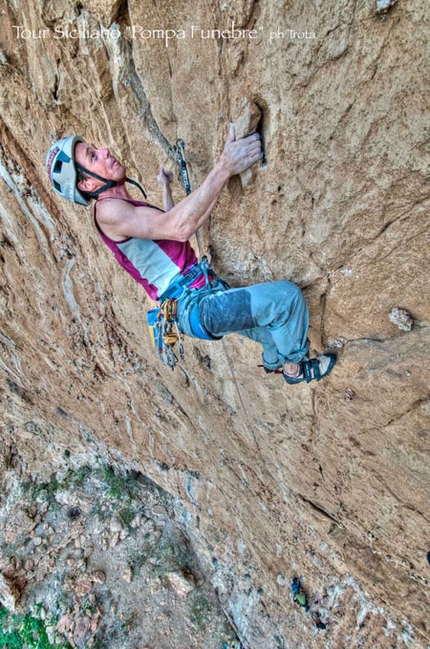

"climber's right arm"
[98,128,262,242]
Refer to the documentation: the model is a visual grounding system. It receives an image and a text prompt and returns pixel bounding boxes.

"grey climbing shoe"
[283,353,337,385]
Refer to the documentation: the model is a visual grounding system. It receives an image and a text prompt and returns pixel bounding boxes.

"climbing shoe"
[283,353,337,385]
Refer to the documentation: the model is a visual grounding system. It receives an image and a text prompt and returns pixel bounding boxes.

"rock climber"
[46,128,336,384]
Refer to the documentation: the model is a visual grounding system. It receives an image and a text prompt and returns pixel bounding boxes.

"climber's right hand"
[218,124,263,177]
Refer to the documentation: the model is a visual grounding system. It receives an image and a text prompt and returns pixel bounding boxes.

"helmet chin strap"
[76,163,147,199]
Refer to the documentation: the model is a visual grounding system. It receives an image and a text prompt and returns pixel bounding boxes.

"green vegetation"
[1,465,181,646]
[188,591,212,630]
[21,475,61,506]
[96,466,144,532]
[21,465,92,505]
[70,464,92,487]
[119,507,135,529]
[0,604,71,649]
[21,464,142,514]
[81,594,98,616]
[146,532,193,578]
[99,466,141,501]
[120,610,138,632]
[126,527,192,580]
[126,545,149,578]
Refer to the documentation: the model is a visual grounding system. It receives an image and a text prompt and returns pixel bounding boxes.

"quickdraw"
[174,139,192,196]
[174,138,204,258]
[146,299,184,370]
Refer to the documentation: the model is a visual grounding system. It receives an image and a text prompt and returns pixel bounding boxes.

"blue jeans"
[176,279,310,370]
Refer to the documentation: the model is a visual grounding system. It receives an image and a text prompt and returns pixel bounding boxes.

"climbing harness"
[146,256,215,370]
[158,257,212,302]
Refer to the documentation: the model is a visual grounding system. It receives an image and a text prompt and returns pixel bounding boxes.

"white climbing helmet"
[46,135,89,206]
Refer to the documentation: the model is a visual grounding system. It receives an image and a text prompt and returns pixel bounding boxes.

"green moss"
[22,477,58,504]
[98,467,141,502]
[70,465,92,487]
[21,465,144,514]
[81,595,97,616]
[118,507,138,532]
[188,592,212,630]
[0,604,72,649]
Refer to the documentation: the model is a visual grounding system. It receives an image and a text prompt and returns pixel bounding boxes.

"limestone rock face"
[1,1,430,647]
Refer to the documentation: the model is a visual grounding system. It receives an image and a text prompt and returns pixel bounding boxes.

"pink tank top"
[94,198,205,301]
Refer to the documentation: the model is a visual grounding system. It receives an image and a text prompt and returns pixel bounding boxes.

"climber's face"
[75,142,125,193]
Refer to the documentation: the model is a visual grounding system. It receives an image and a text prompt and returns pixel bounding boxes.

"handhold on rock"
[389,307,413,332]
[233,101,261,140]
[233,100,263,188]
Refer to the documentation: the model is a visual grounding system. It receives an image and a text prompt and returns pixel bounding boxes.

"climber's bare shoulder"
[95,197,164,242]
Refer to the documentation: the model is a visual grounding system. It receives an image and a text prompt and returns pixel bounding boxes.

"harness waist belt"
[159,263,214,302]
